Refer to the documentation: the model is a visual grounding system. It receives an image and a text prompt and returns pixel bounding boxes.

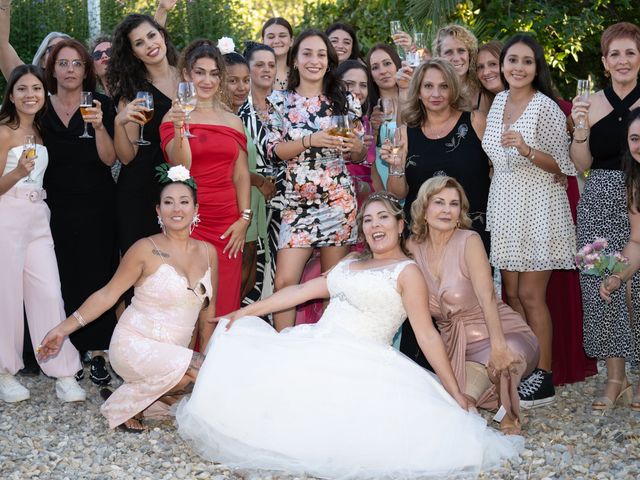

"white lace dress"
[176,259,522,479]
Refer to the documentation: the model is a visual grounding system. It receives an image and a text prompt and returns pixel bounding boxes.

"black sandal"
[118,417,147,433]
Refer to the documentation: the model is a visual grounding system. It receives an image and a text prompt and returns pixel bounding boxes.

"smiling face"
[10,73,46,116]
[92,41,112,79]
[226,63,251,111]
[477,49,502,93]
[329,29,353,62]
[294,35,328,85]
[52,46,87,91]
[249,50,276,90]
[341,67,368,104]
[629,118,640,163]
[419,67,452,113]
[361,200,404,255]
[369,49,398,90]
[262,24,293,58]
[502,42,536,90]
[185,57,221,101]
[440,36,470,78]
[425,187,461,232]
[603,37,640,87]
[128,21,167,66]
[156,183,197,233]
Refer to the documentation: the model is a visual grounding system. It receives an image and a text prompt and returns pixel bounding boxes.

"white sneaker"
[55,376,86,402]
[0,373,30,402]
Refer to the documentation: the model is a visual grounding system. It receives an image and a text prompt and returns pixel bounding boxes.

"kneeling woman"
[407,177,539,434]
[176,192,522,479]
[38,168,216,431]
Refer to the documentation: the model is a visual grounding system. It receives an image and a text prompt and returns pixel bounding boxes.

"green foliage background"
[5,0,640,98]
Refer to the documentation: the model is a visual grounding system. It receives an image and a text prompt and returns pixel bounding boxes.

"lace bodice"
[320,258,414,345]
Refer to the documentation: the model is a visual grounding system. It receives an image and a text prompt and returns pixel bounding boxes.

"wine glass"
[177,82,198,138]
[262,164,276,206]
[575,79,591,130]
[381,98,396,124]
[387,126,404,177]
[134,91,154,146]
[502,123,513,172]
[79,91,93,139]
[23,135,37,183]
[330,115,352,159]
[390,20,405,60]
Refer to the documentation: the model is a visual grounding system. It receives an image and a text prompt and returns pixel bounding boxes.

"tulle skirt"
[176,317,523,479]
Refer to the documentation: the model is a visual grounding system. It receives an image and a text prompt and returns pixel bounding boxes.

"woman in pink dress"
[38,170,217,431]
[161,40,250,340]
[407,176,539,434]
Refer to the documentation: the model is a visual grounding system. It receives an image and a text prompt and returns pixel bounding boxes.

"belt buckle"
[28,191,39,202]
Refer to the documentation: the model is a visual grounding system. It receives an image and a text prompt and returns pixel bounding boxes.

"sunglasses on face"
[55,59,85,69]
[92,47,112,61]
[188,282,210,309]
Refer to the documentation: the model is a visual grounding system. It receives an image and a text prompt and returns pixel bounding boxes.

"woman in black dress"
[43,39,119,381]
[107,14,180,258]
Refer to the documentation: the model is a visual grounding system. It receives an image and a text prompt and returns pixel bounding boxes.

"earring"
[190,213,201,235]
[293,64,298,70]
[157,215,166,235]
[604,69,610,78]
[455,220,460,229]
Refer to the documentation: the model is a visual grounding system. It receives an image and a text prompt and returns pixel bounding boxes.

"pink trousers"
[0,186,81,377]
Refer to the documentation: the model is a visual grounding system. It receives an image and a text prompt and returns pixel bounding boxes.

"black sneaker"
[74,368,85,381]
[518,368,555,409]
[89,356,112,386]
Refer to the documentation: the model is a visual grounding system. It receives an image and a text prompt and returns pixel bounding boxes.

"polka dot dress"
[482,91,576,271]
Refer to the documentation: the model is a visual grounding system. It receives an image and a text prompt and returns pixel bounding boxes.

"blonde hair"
[410,176,472,242]
[401,59,464,128]
[356,192,412,259]
[432,24,479,108]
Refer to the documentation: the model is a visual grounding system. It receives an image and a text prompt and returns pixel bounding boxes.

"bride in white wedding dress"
[177,192,523,479]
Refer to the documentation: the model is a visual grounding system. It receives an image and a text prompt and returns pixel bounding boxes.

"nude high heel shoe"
[592,378,633,411]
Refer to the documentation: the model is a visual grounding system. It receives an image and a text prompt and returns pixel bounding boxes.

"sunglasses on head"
[92,47,112,60]
[188,282,210,310]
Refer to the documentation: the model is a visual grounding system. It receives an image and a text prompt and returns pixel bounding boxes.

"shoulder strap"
[604,84,640,113]
[204,241,210,267]
[391,259,415,282]
[148,237,166,264]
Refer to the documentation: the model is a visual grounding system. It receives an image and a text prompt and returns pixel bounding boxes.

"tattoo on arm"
[152,249,170,258]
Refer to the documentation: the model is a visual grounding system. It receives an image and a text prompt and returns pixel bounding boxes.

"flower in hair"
[217,37,235,55]
[155,163,197,190]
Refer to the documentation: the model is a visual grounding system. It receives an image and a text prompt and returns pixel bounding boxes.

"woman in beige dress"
[407,176,539,434]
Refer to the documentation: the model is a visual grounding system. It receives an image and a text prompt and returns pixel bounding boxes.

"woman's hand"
[488,344,519,373]
[600,275,622,303]
[501,129,529,156]
[380,138,404,166]
[14,148,36,178]
[452,391,470,411]
[216,308,244,329]
[166,100,188,130]
[81,99,105,131]
[396,63,414,90]
[369,105,384,133]
[36,326,66,361]
[115,97,150,127]
[257,176,276,200]
[220,218,249,259]
[309,129,352,151]
[571,95,591,131]
[391,30,414,53]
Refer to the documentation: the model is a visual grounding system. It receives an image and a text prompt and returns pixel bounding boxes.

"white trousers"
[0,186,81,377]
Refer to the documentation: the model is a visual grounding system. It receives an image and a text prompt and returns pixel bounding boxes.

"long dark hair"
[335,59,373,116]
[0,64,47,137]
[365,43,402,115]
[356,191,411,259]
[107,14,178,101]
[326,22,360,61]
[499,34,558,106]
[624,107,640,212]
[288,29,348,115]
[44,39,96,94]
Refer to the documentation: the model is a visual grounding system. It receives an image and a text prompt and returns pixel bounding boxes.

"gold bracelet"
[573,136,589,144]
[72,310,86,327]
[610,274,624,284]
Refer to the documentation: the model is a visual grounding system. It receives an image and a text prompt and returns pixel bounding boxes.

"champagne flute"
[503,123,513,172]
[23,135,37,183]
[177,82,198,138]
[575,79,591,130]
[79,91,93,139]
[390,20,405,60]
[388,126,404,177]
[134,91,154,146]
[381,98,396,124]
[262,164,276,206]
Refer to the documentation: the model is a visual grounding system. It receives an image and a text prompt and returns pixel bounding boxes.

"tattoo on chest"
[152,249,170,258]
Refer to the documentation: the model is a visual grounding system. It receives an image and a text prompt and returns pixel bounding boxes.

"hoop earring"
[157,215,166,235]
[190,213,201,234]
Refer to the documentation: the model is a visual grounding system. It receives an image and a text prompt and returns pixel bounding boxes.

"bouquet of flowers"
[575,238,628,276]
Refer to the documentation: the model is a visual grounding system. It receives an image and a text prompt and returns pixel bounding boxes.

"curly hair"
[326,23,361,61]
[624,108,640,212]
[410,176,472,242]
[107,14,178,101]
[401,59,464,128]
[356,191,412,259]
[179,39,229,108]
[288,29,348,115]
[44,39,96,94]
[0,64,47,137]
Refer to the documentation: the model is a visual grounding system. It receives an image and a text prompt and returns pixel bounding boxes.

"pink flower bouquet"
[575,238,628,276]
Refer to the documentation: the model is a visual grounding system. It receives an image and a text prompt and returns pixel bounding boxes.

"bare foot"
[500,415,521,435]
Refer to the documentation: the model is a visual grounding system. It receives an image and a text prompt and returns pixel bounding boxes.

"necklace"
[504,91,535,122]
[196,101,215,111]
[275,76,287,90]
[52,95,79,117]
[423,115,456,139]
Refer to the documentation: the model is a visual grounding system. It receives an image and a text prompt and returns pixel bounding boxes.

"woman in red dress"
[160,40,250,347]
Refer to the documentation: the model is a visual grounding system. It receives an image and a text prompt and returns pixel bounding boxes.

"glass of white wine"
[387,126,404,177]
[23,135,37,183]
[134,91,154,146]
[502,123,513,172]
[575,79,591,130]
[177,82,198,138]
[79,91,93,139]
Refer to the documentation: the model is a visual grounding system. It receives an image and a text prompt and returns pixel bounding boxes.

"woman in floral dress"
[266,29,365,331]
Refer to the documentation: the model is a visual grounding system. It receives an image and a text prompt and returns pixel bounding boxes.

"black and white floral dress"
[482,91,576,271]
[266,90,359,248]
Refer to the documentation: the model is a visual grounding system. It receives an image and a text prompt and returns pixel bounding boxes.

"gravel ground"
[1,363,639,480]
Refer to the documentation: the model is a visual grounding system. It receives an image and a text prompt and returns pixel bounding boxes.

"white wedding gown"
[176,259,523,479]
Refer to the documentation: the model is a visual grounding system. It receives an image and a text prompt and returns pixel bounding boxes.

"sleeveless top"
[405,111,490,229]
[3,145,48,187]
[590,83,640,171]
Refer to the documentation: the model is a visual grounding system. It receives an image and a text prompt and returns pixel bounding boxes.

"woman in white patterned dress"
[482,35,576,407]
[177,192,523,479]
